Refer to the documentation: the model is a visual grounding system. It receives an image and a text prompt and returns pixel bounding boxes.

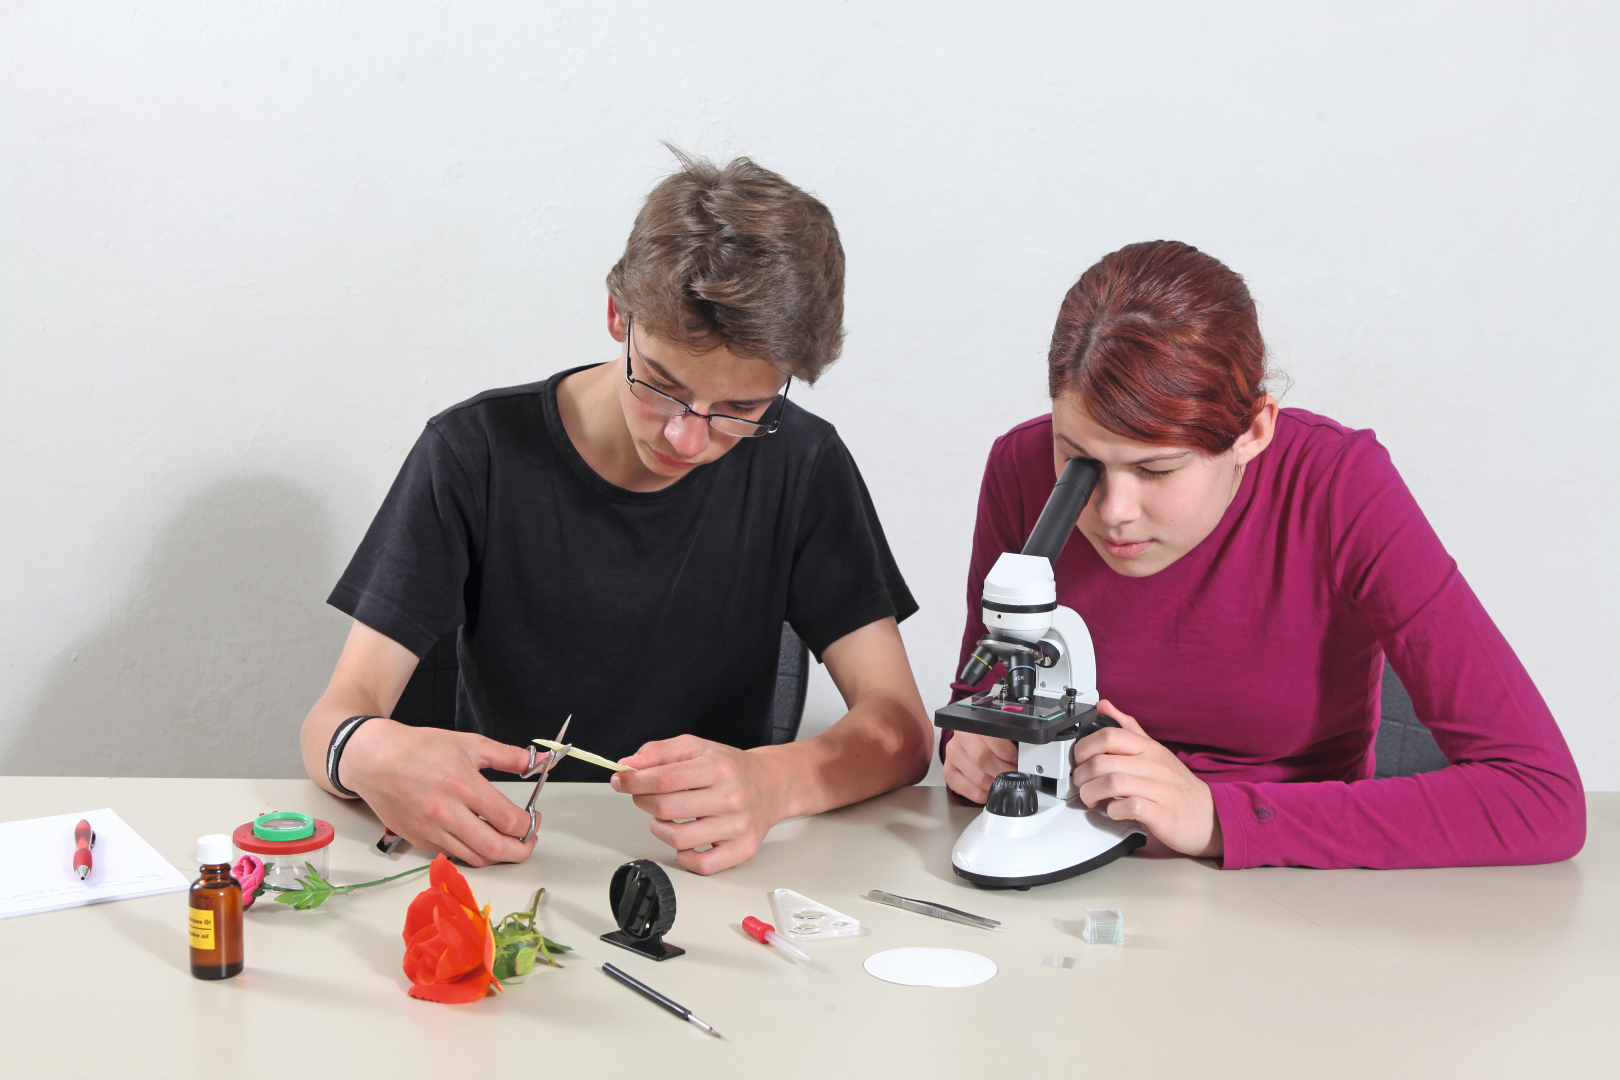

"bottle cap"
[197,834,233,866]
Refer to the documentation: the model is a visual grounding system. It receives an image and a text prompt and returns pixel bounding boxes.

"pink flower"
[231,854,266,909]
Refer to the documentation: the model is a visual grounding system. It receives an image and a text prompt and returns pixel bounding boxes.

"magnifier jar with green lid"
[232,811,336,892]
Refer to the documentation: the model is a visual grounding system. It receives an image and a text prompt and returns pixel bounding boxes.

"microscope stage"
[935,694,1096,745]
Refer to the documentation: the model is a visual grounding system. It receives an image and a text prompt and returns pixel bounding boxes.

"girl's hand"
[1070,700,1223,859]
[942,730,1020,804]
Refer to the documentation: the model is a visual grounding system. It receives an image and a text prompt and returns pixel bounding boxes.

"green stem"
[261,863,429,894]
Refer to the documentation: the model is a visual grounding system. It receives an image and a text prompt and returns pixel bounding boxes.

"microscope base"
[953,834,1145,889]
[950,794,1148,889]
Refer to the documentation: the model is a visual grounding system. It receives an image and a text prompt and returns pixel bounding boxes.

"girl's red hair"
[1048,241,1268,454]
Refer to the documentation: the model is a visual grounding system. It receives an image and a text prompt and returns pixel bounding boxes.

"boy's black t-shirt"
[328,366,917,783]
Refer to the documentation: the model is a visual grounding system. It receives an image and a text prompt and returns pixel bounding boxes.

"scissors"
[519,715,573,843]
[375,714,573,854]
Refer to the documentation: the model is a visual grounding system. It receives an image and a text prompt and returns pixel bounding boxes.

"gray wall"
[2,2,1616,784]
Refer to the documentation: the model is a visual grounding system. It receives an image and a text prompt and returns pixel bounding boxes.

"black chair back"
[1374,661,1449,779]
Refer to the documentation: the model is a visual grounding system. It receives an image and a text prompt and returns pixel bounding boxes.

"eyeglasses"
[622,317,789,438]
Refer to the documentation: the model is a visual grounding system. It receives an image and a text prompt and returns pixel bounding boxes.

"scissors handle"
[519,745,571,842]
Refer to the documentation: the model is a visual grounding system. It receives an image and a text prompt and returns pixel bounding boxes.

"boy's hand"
[1069,700,1223,859]
[612,735,788,875]
[341,718,539,866]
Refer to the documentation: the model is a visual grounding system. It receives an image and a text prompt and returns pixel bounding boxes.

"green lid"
[254,810,315,842]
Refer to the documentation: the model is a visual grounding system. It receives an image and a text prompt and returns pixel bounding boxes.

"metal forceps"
[519,715,572,843]
[865,889,1001,929]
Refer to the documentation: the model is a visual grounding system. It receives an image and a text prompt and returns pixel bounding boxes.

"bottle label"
[189,908,215,949]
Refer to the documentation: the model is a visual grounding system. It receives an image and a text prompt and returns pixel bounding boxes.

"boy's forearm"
[300,620,420,796]
[753,692,933,821]
[299,688,391,797]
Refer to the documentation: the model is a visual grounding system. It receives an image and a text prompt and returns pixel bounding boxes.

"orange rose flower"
[401,855,502,1003]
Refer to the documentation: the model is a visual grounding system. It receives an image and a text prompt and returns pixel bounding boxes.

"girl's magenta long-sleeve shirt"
[952,408,1584,869]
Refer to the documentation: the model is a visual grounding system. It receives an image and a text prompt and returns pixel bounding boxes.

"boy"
[298,150,931,873]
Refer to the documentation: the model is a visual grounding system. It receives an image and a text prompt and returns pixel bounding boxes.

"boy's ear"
[607,294,628,343]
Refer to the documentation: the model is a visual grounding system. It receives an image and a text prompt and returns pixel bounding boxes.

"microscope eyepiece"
[1022,457,1102,566]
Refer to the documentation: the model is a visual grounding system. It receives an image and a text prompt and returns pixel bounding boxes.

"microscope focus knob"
[986,771,1039,818]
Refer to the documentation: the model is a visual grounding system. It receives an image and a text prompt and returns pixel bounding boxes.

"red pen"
[73,819,95,880]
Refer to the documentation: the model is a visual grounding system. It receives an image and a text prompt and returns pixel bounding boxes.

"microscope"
[936,457,1146,888]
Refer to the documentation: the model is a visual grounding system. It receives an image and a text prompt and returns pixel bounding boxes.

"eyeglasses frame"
[622,316,789,437]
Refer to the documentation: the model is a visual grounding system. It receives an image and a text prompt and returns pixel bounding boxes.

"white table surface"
[2,777,1615,1079]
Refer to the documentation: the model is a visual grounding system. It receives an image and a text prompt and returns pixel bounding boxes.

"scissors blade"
[524,742,571,815]
[524,718,573,807]
[520,716,573,842]
[537,744,572,785]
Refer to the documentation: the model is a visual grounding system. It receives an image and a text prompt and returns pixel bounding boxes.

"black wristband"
[327,715,381,798]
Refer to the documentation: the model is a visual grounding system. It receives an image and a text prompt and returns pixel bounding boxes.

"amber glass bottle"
[189,834,243,980]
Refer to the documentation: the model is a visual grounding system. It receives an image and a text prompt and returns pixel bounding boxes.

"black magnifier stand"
[600,859,685,961]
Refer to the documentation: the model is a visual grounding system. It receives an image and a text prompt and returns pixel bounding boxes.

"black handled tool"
[602,963,722,1038]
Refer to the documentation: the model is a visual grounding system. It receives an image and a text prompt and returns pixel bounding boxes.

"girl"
[941,241,1583,868]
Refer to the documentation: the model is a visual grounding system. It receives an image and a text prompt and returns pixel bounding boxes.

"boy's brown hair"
[606,146,845,384]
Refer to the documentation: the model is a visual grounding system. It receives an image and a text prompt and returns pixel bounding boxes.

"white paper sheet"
[863,947,997,987]
[0,808,190,919]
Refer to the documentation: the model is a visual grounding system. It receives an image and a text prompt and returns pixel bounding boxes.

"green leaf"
[492,941,522,980]
[299,863,334,891]
[270,861,338,909]
[492,931,556,978]
[491,888,570,965]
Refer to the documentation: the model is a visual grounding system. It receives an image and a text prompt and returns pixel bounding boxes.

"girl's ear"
[1233,395,1279,468]
[606,294,628,343]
